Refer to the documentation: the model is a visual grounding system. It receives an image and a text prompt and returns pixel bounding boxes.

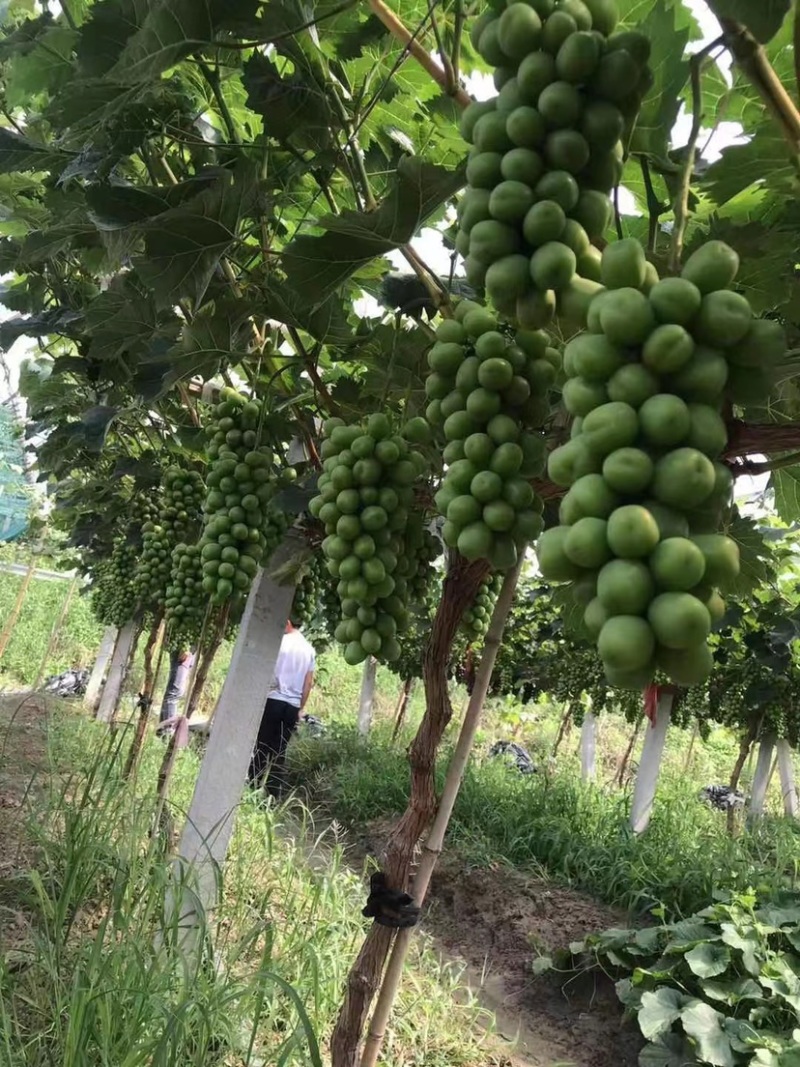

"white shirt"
[269,629,316,708]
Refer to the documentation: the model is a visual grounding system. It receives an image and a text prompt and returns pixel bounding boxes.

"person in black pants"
[248,621,316,797]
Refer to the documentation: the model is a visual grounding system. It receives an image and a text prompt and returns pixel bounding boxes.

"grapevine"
[458,0,652,326]
[537,239,788,690]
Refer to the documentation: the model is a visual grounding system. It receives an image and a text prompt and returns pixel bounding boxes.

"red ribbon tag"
[643,684,677,728]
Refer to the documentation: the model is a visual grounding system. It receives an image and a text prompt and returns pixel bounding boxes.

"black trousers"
[247,698,300,796]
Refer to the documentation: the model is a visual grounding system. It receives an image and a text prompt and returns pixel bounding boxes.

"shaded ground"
[353,818,643,1067]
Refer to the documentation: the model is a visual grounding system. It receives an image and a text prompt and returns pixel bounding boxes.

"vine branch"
[720,18,800,154]
[669,36,725,274]
[367,0,471,108]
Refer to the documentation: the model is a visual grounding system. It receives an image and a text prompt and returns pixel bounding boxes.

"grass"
[288,716,800,919]
[0,703,492,1067]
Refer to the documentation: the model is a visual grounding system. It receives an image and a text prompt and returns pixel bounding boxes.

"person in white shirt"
[247,620,316,797]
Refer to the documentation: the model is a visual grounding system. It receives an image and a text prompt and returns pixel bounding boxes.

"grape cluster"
[538,239,786,690]
[458,0,652,325]
[133,467,204,611]
[426,301,553,569]
[164,543,205,648]
[309,413,430,665]
[291,569,318,628]
[461,572,502,645]
[91,532,139,627]
[200,389,289,607]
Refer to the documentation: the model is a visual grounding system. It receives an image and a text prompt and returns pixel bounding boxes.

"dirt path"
[350,819,643,1067]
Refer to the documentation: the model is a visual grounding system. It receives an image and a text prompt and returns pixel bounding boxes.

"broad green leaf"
[759,955,800,1011]
[773,467,800,524]
[681,1000,734,1067]
[720,921,763,976]
[638,987,686,1040]
[703,128,794,207]
[702,976,764,1006]
[684,942,731,978]
[243,53,332,153]
[628,0,689,158]
[107,0,261,85]
[280,157,466,301]
[85,184,170,229]
[704,0,790,43]
[19,221,99,265]
[75,0,151,76]
[639,1034,700,1067]
[5,26,78,108]
[84,279,168,362]
[0,128,69,174]
[134,165,257,307]
[725,515,770,597]
[80,404,119,452]
[258,278,354,346]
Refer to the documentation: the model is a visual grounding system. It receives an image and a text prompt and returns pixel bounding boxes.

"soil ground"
[0,697,642,1067]
[0,692,49,957]
[352,819,643,1067]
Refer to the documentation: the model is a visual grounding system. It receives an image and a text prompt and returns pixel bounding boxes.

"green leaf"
[680,1000,734,1067]
[725,514,770,596]
[134,165,257,307]
[772,468,800,524]
[703,976,765,1006]
[759,955,800,1011]
[684,942,731,978]
[85,184,170,229]
[639,1035,700,1067]
[720,921,763,976]
[639,987,686,1041]
[280,156,466,301]
[702,128,793,207]
[704,0,790,43]
[107,0,261,85]
[242,53,333,153]
[258,277,354,346]
[81,404,118,452]
[0,128,69,175]
[628,0,689,158]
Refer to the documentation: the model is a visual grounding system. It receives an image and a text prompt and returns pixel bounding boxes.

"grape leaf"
[0,128,70,175]
[280,157,466,301]
[628,0,689,159]
[704,0,790,43]
[773,467,800,524]
[133,165,257,307]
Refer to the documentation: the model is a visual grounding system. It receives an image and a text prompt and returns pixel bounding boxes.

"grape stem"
[669,35,725,275]
[367,0,471,108]
[719,17,800,154]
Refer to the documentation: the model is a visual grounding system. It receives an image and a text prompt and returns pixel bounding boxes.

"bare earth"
[355,819,643,1067]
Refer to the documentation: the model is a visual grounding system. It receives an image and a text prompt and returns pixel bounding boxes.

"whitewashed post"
[357,656,377,736]
[580,712,596,781]
[169,546,297,932]
[749,735,776,818]
[95,621,136,723]
[776,740,798,817]
[631,694,673,834]
[84,626,117,711]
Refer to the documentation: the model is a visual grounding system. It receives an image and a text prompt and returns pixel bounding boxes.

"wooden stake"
[0,561,35,663]
[776,740,799,817]
[84,627,118,711]
[630,694,673,835]
[358,556,524,1067]
[552,701,572,757]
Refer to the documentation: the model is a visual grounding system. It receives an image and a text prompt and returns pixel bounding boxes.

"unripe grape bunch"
[537,239,787,690]
[309,413,431,666]
[91,531,139,627]
[461,572,503,645]
[133,466,204,612]
[426,300,554,569]
[459,0,652,327]
[199,388,294,608]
